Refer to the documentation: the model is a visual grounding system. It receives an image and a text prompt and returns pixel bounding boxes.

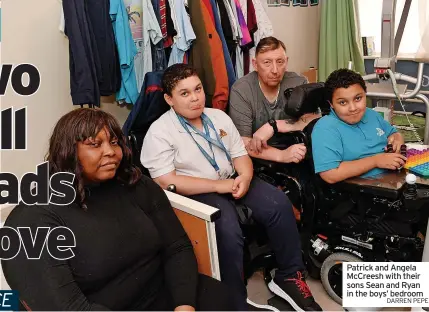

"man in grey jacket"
[229,36,320,164]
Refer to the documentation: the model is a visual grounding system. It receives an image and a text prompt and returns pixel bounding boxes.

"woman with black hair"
[1,108,234,311]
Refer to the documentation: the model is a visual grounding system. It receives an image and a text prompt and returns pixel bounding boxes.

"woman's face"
[164,75,205,120]
[77,127,123,183]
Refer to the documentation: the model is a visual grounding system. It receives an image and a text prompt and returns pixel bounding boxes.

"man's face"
[253,48,288,87]
[164,75,206,120]
[331,84,367,125]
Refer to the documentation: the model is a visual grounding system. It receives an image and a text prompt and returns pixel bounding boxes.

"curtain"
[416,0,429,59]
[318,0,365,81]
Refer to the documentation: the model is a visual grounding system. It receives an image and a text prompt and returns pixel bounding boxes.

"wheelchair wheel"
[320,252,362,305]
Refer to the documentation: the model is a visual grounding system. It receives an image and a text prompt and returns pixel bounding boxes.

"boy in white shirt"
[141,63,322,312]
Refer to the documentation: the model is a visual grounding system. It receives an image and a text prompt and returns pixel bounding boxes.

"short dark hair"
[162,63,199,96]
[324,68,367,102]
[256,36,287,55]
[45,108,142,209]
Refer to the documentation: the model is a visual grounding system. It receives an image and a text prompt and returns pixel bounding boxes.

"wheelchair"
[123,72,279,292]
[252,83,429,305]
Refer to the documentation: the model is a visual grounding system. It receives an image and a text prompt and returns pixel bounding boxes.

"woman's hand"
[232,175,252,199]
[174,305,195,311]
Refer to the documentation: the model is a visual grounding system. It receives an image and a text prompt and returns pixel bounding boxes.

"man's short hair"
[256,36,287,55]
[162,63,199,96]
[325,68,367,102]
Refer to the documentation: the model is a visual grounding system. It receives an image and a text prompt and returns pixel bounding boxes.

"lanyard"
[176,113,234,176]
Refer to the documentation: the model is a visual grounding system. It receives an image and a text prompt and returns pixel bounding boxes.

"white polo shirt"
[141,107,248,180]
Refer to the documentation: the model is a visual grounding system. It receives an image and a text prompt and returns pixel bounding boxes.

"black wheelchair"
[251,83,429,305]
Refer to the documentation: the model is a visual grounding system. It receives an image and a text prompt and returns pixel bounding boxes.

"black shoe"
[268,271,323,311]
[247,298,279,311]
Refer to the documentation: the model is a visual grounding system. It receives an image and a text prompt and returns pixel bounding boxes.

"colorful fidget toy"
[404,148,429,177]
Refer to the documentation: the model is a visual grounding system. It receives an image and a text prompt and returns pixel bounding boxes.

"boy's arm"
[376,111,404,152]
[141,130,232,196]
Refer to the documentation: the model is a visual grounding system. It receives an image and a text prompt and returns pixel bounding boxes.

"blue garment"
[122,71,168,137]
[110,0,139,104]
[151,0,167,71]
[312,108,397,178]
[209,0,236,89]
[168,1,196,65]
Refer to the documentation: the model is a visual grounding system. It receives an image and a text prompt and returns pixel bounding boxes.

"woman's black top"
[1,176,198,310]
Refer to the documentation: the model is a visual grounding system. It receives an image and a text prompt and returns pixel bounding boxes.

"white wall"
[266,4,321,74]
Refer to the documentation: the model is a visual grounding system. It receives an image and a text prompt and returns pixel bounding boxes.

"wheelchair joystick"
[404,173,417,199]
[400,144,407,158]
[386,144,393,153]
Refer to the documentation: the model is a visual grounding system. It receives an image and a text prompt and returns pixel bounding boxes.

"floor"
[246,271,412,312]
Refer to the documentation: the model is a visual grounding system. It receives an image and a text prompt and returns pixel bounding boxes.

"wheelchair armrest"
[331,174,402,200]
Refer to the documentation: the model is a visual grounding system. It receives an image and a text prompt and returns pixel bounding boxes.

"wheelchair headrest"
[283,82,330,118]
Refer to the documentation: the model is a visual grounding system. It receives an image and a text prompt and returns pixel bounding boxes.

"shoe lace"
[286,271,312,299]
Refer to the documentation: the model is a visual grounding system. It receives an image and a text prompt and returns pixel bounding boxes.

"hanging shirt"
[110,0,139,104]
[167,0,181,42]
[249,0,273,72]
[134,0,163,91]
[168,0,196,66]
[232,0,251,46]
[208,0,236,88]
[60,0,121,107]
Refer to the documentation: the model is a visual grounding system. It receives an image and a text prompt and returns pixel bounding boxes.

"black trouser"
[147,274,235,311]
[190,176,305,310]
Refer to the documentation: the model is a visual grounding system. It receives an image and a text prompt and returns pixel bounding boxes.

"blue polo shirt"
[311,108,397,178]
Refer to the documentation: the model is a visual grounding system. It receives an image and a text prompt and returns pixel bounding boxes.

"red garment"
[201,1,229,110]
[244,0,258,75]
[202,0,215,25]
[160,0,167,38]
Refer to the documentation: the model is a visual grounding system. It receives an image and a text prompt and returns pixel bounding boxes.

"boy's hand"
[232,175,252,199]
[374,153,407,170]
[386,133,405,153]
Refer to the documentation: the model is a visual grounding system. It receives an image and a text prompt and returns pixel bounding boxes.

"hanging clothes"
[151,0,168,71]
[200,2,229,110]
[188,0,222,109]
[133,0,163,91]
[61,0,121,107]
[110,0,139,104]
[249,0,273,72]
[208,0,237,88]
[241,0,258,75]
[232,0,251,47]
[168,0,196,66]
[160,0,168,38]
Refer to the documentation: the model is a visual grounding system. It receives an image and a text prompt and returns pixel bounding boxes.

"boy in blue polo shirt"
[312,69,407,184]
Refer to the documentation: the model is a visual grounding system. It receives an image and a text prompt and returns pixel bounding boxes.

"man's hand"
[386,132,405,153]
[232,175,252,199]
[374,153,407,170]
[279,143,307,163]
[247,123,274,154]
[215,179,235,194]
